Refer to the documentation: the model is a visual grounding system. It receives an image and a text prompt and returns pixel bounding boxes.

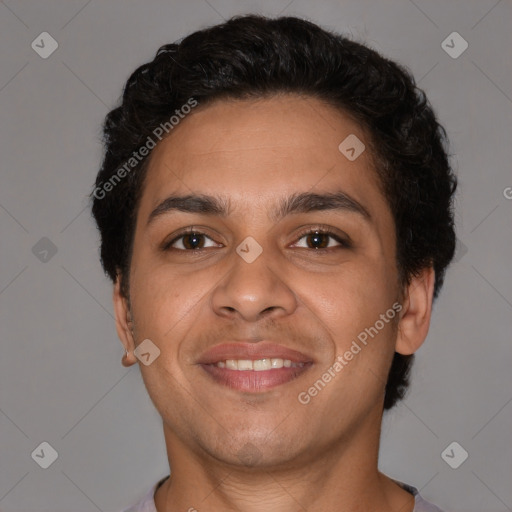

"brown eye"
[305,232,330,249]
[181,233,205,250]
[293,230,348,250]
[166,232,220,251]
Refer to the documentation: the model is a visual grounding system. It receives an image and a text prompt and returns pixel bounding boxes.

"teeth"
[271,358,283,368]
[214,358,304,370]
[254,358,272,370]
[237,359,253,371]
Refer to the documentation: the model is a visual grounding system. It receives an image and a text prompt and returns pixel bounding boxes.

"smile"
[200,359,313,392]
[212,358,305,370]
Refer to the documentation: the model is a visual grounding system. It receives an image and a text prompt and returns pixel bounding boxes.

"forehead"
[139,95,387,219]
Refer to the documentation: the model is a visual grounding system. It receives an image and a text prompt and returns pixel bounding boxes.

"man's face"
[125,95,401,467]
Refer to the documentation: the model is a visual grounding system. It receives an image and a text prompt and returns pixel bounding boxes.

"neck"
[154,407,415,512]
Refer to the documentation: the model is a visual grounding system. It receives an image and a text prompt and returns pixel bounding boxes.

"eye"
[162,227,349,252]
[292,229,350,250]
[164,230,221,251]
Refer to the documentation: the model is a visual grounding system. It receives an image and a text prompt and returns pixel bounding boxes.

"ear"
[395,266,435,356]
[113,275,137,367]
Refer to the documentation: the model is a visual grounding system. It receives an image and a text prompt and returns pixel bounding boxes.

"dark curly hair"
[91,15,457,410]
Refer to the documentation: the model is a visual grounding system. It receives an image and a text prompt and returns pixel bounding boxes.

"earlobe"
[395,267,435,356]
[113,275,137,367]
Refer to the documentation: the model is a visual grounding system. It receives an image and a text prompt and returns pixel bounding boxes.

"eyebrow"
[147,191,371,226]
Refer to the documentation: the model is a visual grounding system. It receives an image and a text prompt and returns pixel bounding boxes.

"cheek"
[129,265,200,395]
[305,262,396,330]
[129,260,205,337]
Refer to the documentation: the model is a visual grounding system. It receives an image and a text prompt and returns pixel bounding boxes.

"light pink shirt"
[121,475,445,512]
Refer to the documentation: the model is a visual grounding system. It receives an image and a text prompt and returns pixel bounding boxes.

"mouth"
[197,342,314,392]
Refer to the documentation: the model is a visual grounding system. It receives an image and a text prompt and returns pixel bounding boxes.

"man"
[91,15,456,512]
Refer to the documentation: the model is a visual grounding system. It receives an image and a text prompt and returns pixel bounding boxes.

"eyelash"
[162,225,351,252]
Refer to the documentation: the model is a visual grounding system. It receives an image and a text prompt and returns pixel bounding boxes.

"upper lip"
[197,342,314,365]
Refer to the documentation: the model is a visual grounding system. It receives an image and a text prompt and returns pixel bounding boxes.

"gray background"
[1,1,511,511]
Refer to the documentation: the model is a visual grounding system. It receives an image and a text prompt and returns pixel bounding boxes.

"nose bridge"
[211,236,297,321]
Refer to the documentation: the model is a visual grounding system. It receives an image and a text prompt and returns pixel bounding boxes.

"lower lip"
[200,363,313,392]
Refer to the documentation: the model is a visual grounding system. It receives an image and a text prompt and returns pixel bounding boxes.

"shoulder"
[398,481,446,512]
[120,477,165,512]
[414,493,446,512]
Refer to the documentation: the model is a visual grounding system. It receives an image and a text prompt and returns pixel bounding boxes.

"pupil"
[184,233,203,249]
[308,232,327,249]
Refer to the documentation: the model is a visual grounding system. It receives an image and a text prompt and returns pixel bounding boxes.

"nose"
[210,243,298,323]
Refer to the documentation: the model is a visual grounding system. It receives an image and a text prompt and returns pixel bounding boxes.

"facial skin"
[114,95,435,512]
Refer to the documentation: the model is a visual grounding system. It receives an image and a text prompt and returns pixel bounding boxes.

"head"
[91,15,456,466]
